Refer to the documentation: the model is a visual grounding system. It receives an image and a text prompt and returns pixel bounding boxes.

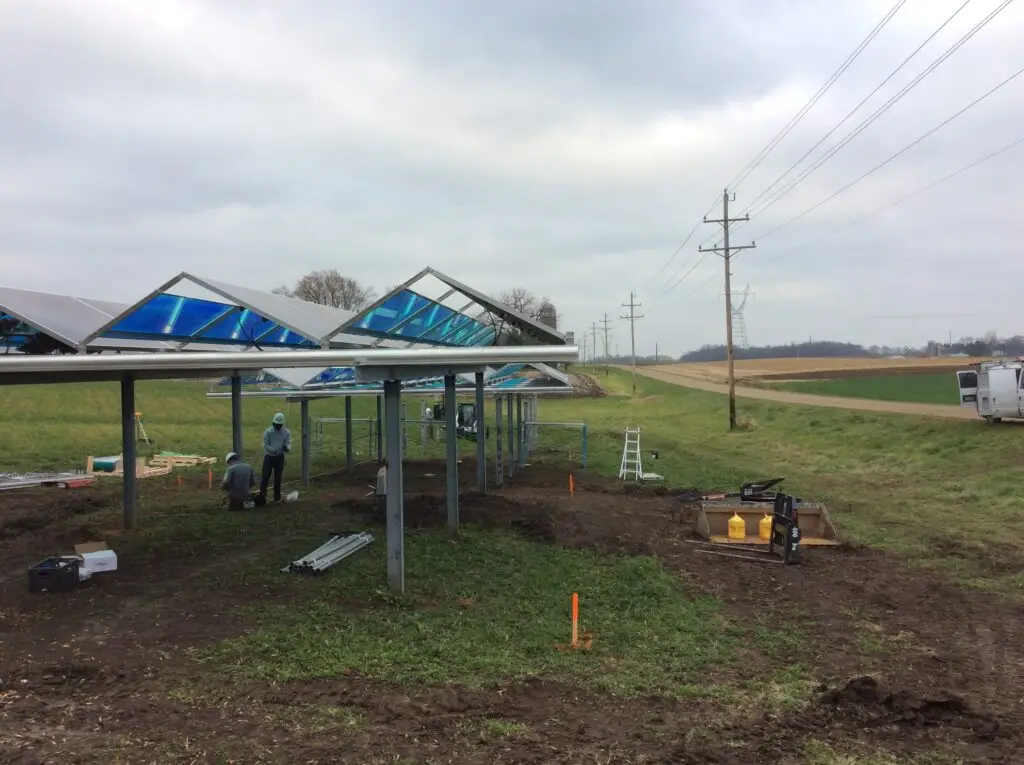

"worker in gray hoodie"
[259,412,292,503]
[220,452,255,510]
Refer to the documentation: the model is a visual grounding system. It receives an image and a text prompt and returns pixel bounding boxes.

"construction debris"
[282,533,374,575]
[695,478,838,550]
[0,471,95,492]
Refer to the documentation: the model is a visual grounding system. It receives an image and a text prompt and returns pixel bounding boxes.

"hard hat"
[272,412,285,425]
[226,452,238,463]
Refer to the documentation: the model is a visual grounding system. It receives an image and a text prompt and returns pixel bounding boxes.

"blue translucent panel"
[0,313,39,346]
[109,294,229,338]
[352,290,438,336]
[458,322,492,346]
[106,293,316,347]
[198,308,275,343]
[486,363,524,381]
[306,367,355,385]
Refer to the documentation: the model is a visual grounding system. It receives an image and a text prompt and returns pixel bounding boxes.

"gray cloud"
[1,0,1022,354]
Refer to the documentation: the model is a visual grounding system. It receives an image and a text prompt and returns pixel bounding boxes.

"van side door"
[955,370,978,408]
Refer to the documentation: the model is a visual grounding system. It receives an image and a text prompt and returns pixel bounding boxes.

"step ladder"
[618,427,642,481]
[618,426,664,483]
[134,412,150,445]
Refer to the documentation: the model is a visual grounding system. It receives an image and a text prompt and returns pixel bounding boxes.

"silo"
[538,302,557,330]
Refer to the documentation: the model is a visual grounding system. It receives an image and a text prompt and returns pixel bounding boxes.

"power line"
[754,133,1024,265]
[740,0,974,217]
[646,195,720,288]
[662,251,710,293]
[752,64,1024,242]
[727,0,906,192]
[647,0,905,289]
[745,0,1015,221]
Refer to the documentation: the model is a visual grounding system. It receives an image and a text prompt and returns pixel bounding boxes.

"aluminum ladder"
[618,426,643,481]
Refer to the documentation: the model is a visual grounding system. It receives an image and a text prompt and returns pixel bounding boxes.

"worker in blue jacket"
[259,412,292,503]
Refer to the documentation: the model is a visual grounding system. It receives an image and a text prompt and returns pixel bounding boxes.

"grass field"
[2,369,1022,762]
[769,372,960,405]
[658,357,983,385]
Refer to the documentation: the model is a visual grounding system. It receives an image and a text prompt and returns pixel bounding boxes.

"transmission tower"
[732,285,753,350]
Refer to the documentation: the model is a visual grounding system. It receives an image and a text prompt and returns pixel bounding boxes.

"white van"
[956,360,1024,423]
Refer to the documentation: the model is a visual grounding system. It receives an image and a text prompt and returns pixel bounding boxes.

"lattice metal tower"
[732,285,751,350]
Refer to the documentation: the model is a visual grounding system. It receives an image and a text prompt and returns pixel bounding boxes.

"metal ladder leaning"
[618,426,643,481]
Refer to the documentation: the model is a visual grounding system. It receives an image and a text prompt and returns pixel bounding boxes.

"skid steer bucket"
[696,499,839,546]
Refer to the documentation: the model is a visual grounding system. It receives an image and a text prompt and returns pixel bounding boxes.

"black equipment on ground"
[768,492,802,564]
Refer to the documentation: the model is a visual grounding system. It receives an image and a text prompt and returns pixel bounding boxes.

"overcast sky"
[1,0,1022,356]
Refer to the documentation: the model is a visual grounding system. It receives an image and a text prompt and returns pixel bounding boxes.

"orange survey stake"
[571,592,579,648]
[568,473,575,495]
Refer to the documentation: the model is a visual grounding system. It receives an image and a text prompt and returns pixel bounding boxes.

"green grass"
[206,526,750,698]
[768,372,959,405]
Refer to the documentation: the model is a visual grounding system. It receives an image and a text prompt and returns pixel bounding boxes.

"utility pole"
[655,343,659,364]
[620,291,643,395]
[600,313,613,376]
[590,321,601,370]
[700,188,756,429]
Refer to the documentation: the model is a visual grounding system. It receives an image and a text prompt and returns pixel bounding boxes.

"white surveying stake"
[618,426,664,483]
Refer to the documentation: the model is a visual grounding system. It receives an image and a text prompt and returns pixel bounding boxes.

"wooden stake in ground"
[699,188,756,430]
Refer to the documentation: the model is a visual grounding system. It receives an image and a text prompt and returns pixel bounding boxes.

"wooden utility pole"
[620,291,643,395]
[699,189,756,429]
[600,313,613,376]
[590,321,601,371]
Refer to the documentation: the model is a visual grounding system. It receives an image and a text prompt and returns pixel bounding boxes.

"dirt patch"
[1,462,1022,762]
[570,372,608,397]
[635,365,975,419]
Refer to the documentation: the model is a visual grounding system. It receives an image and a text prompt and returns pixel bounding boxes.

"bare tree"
[273,269,376,311]
[482,287,552,345]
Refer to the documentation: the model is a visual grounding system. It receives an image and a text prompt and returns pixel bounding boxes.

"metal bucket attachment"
[697,500,839,546]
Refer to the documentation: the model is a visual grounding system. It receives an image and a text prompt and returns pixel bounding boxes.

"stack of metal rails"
[282,532,375,574]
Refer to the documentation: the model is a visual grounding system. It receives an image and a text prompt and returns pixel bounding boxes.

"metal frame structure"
[0,344,579,593]
[324,267,564,349]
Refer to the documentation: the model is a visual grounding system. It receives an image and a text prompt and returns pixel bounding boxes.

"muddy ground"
[1,461,1021,763]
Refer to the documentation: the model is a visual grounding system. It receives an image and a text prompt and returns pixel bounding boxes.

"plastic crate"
[28,557,80,594]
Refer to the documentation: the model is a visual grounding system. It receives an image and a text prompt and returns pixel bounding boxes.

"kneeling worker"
[221,452,255,510]
[260,412,292,503]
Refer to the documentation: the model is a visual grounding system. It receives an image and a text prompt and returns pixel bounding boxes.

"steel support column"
[506,395,514,477]
[383,380,405,592]
[376,395,384,463]
[344,396,353,471]
[494,395,504,488]
[300,399,311,487]
[516,393,524,467]
[474,371,486,494]
[230,374,243,457]
[444,374,459,536]
[120,374,137,530]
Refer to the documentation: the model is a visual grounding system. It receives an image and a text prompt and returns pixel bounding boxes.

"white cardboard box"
[74,541,117,574]
[80,549,117,573]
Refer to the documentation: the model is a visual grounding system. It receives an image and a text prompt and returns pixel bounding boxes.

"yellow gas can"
[759,513,772,541]
[728,511,746,540]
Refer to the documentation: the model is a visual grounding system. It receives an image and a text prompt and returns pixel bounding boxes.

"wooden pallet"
[86,456,173,479]
[150,454,217,468]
